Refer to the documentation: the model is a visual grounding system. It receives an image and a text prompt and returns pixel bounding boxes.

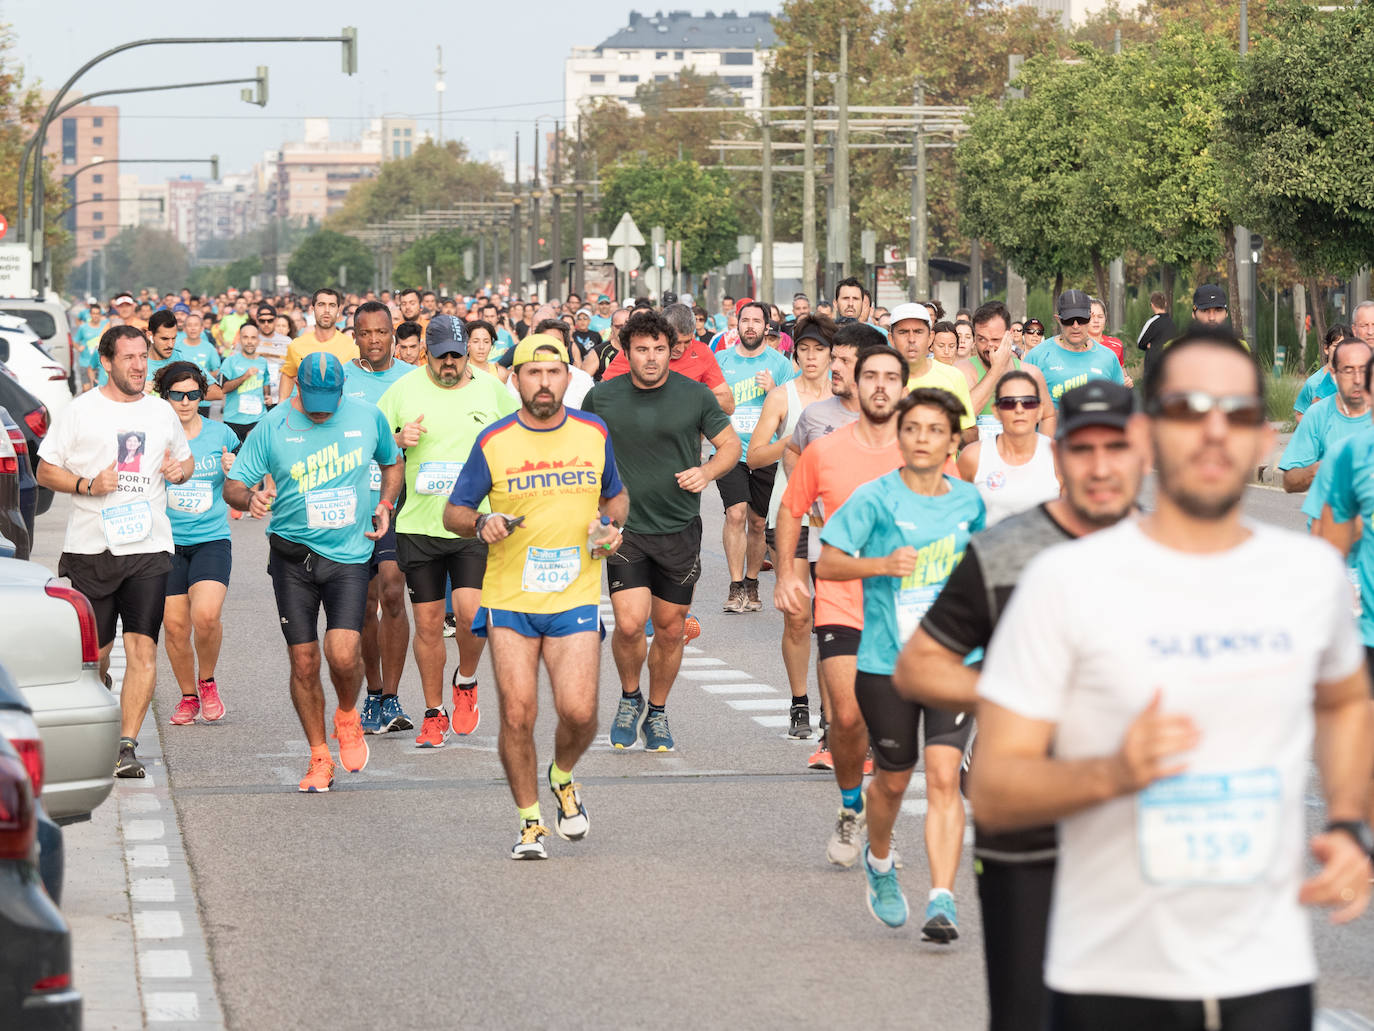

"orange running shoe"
[683,613,702,643]
[451,679,480,736]
[807,739,834,771]
[415,710,450,748]
[298,755,336,793]
[332,709,370,772]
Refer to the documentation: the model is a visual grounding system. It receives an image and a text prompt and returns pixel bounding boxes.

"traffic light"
[342,26,358,75]
[241,66,268,108]
[210,155,220,180]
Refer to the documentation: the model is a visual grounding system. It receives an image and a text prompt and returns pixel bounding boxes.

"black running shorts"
[1046,984,1312,1031]
[854,670,973,772]
[166,538,231,596]
[815,623,861,661]
[396,533,488,604]
[716,462,776,519]
[59,549,171,646]
[606,517,702,606]
[267,541,370,646]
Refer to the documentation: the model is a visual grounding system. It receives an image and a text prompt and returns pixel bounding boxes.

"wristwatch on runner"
[1325,820,1374,857]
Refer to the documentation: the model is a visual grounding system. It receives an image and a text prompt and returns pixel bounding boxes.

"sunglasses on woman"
[995,395,1040,411]
[1024,328,1044,335]
[1147,391,1265,427]
[165,389,204,402]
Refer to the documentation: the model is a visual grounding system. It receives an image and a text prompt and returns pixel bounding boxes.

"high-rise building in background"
[42,97,119,267]
[564,10,776,129]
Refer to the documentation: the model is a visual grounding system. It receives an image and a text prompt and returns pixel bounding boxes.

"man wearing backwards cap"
[889,301,978,444]
[446,332,629,859]
[224,352,402,794]
[1022,289,1128,409]
[112,291,147,332]
[898,380,1144,1029]
[377,314,517,748]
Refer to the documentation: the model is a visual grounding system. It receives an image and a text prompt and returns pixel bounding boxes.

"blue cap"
[172,303,191,314]
[425,315,468,357]
[297,352,345,414]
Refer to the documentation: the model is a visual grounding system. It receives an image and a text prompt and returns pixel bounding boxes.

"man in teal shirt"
[224,352,402,794]
[1283,338,1371,495]
[1022,290,1128,407]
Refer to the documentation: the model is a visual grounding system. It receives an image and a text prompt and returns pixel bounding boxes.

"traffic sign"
[612,246,640,273]
[608,213,645,248]
[0,243,30,296]
[0,214,8,240]
[582,237,608,261]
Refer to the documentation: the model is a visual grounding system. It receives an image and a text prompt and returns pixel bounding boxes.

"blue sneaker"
[380,695,412,733]
[922,892,959,943]
[643,707,675,752]
[359,694,384,735]
[610,693,646,750]
[644,619,654,637]
[863,847,908,928]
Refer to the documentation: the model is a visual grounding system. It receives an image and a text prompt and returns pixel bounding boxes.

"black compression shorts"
[396,533,487,603]
[267,542,370,646]
[606,517,702,606]
[1046,984,1312,1031]
[59,549,171,646]
[854,670,973,771]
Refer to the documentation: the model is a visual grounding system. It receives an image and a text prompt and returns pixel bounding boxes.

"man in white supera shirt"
[971,328,1374,1030]
[37,324,194,778]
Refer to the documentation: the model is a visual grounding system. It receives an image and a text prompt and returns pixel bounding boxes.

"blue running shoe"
[922,892,959,943]
[380,695,412,733]
[643,707,675,752]
[863,847,908,928]
[644,619,655,637]
[610,693,646,750]
[359,694,384,735]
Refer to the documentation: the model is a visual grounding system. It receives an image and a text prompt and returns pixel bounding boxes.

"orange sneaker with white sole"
[299,755,336,793]
[332,709,369,772]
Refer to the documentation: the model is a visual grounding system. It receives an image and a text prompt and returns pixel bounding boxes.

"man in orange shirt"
[278,288,359,402]
[775,345,909,869]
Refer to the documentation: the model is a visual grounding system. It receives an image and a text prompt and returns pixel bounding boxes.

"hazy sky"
[2,0,680,184]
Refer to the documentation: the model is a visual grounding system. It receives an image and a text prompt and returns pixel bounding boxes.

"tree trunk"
[1292,282,1307,372]
[1223,228,1244,342]
[1053,271,1064,315]
[1161,264,1176,316]
[1091,250,1108,307]
[1307,278,1326,364]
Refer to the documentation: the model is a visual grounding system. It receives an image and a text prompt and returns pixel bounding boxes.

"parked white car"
[0,315,71,423]
[0,557,121,822]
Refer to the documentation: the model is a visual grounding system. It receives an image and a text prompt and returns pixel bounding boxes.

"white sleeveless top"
[767,379,806,529]
[973,433,1059,527]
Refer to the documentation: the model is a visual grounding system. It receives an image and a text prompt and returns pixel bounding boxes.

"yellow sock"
[550,762,573,787]
[518,803,541,823]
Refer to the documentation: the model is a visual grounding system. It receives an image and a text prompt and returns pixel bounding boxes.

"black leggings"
[976,857,1054,1031]
[1047,983,1312,1031]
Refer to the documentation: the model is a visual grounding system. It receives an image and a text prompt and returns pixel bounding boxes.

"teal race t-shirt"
[228,398,400,565]
[1023,338,1124,407]
[715,345,795,450]
[820,470,985,675]
[1279,395,1368,475]
[166,417,240,546]
[1311,426,1374,644]
[1294,368,1336,416]
[220,354,270,425]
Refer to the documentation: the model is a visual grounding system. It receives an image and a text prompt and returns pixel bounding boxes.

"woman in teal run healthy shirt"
[154,362,241,728]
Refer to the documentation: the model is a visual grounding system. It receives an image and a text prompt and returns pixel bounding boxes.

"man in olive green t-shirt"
[580,309,740,753]
[377,315,518,749]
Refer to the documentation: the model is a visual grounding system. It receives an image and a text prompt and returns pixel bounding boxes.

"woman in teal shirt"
[154,362,241,727]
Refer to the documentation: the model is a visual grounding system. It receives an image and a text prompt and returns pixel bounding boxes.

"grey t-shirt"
[790,396,859,454]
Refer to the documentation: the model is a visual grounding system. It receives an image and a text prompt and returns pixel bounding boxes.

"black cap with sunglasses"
[1023,319,1045,335]
[1057,381,1135,440]
[1057,289,1093,323]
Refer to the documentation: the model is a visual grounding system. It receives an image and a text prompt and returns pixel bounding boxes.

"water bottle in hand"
[588,515,617,557]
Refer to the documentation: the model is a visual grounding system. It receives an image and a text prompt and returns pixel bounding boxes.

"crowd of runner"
[36,278,1374,1030]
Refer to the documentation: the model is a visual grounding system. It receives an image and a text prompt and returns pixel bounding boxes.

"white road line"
[752,715,792,728]
[726,698,792,711]
[145,992,200,1022]
[126,844,170,868]
[1316,1011,1374,1030]
[679,657,727,667]
[133,911,184,939]
[700,683,779,695]
[139,950,193,979]
[680,668,753,681]
[131,878,176,903]
[124,819,166,841]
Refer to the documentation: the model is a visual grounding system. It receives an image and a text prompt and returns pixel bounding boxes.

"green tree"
[81,226,190,295]
[393,229,473,294]
[287,230,374,293]
[330,140,504,231]
[600,158,742,274]
[1221,0,1374,278]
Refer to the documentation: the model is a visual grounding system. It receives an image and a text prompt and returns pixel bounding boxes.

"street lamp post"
[15,70,265,242]
[26,29,356,293]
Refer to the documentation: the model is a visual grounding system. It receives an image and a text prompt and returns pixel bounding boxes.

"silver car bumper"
[22,668,120,822]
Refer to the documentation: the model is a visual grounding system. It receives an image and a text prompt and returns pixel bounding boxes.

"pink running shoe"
[170,695,200,725]
[199,678,225,721]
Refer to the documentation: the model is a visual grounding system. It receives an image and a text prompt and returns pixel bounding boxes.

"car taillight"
[23,406,47,440]
[7,426,26,455]
[0,456,15,475]
[0,710,43,795]
[0,753,36,861]
[47,367,67,381]
[45,582,99,667]
[32,972,71,992]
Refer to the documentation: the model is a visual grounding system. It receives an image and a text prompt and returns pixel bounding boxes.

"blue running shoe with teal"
[359,694,384,735]
[863,847,908,928]
[643,707,675,752]
[922,892,959,943]
[380,695,412,733]
[610,693,646,750]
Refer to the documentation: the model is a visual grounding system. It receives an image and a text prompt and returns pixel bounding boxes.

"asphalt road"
[30,481,1374,1030]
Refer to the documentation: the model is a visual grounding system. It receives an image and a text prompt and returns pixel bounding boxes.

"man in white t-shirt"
[36,324,194,779]
[971,327,1374,1029]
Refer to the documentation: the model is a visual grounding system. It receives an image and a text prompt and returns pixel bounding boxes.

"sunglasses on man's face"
[995,395,1040,411]
[166,389,204,402]
[1147,391,1265,427]
[1061,316,1090,326]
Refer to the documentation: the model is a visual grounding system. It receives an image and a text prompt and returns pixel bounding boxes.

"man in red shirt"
[603,304,735,415]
